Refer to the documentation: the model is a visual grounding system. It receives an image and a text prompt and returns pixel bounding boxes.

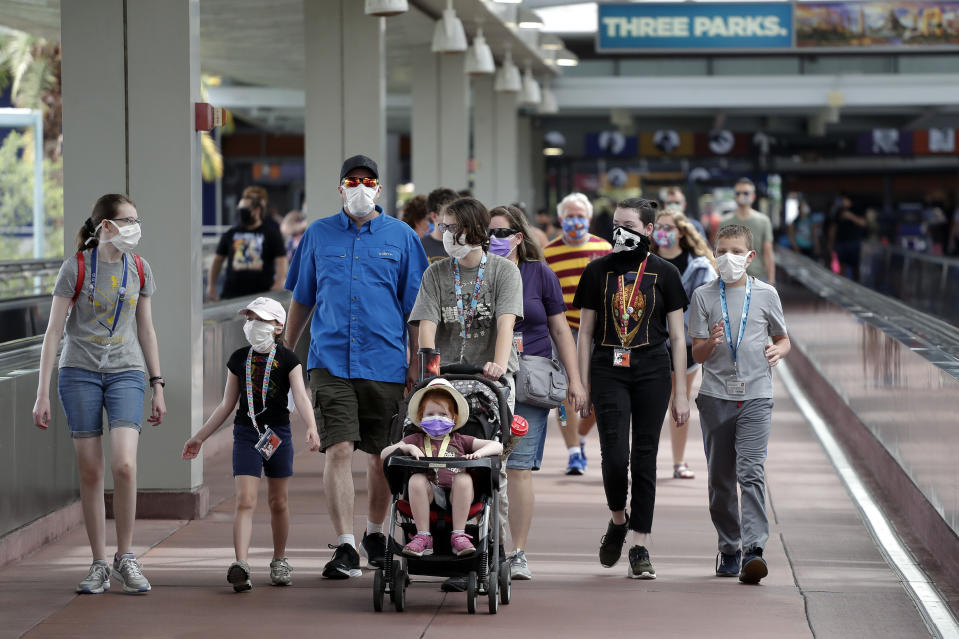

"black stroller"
[374,365,513,614]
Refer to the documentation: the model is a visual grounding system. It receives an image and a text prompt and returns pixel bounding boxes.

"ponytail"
[74,194,135,253]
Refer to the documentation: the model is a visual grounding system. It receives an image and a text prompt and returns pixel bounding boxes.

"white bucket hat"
[406,378,470,431]
[240,297,287,325]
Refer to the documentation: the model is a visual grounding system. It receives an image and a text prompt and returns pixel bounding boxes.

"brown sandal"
[673,463,695,479]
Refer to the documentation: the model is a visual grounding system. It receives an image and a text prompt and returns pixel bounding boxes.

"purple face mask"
[488,236,513,258]
[420,416,455,438]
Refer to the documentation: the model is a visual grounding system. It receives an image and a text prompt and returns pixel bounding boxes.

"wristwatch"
[149,376,166,388]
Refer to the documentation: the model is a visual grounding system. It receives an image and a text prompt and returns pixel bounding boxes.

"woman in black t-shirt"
[182,297,320,592]
[572,198,690,580]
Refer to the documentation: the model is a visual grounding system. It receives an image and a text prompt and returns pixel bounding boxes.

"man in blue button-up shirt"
[284,155,428,579]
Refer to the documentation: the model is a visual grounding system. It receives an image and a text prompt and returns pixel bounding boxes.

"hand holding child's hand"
[182,437,202,460]
[709,322,725,347]
[306,428,320,452]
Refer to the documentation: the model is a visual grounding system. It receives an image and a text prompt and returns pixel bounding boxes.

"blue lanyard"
[90,247,129,337]
[719,276,751,371]
[245,344,277,434]
[452,252,487,361]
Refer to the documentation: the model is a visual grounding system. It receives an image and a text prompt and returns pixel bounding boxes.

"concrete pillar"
[472,76,496,206]
[62,0,205,517]
[412,48,470,193]
[304,0,386,216]
[494,91,519,206]
[516,115,534,215]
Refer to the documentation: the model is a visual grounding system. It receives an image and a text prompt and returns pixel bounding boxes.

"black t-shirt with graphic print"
[573,250,688,362]
[227,344,300,429]
[216,223,286,299]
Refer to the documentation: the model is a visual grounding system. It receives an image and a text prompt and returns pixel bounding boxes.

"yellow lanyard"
[425,434,451,457]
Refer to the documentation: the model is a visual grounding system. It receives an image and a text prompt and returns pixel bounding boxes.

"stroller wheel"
[488,569,499,615]
[388,560,400,603]
[373,568,385,612]
[393,567,407,612]
[466,571,478,615]
[498,562,511,605]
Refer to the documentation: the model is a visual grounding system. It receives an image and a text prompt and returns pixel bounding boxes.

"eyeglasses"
[437,222,461,234]
[734,191,752,197]
[653,223,677,232]
[341,177,379,188]
[112,217,141,226]
[488,228,519,239]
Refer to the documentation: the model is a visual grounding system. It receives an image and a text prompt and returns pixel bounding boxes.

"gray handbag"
[515,353,568,409]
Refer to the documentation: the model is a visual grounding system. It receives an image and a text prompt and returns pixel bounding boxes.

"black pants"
[590,348,672,533]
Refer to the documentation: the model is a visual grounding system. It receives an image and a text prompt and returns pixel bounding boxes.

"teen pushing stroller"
[376,370,514,614]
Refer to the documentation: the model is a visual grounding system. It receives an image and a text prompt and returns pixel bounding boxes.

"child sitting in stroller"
[380,378,503,558]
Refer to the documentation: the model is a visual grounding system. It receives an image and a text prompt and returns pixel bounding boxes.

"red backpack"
[70,251,145,306]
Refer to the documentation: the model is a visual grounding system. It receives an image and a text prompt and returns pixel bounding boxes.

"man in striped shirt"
[543,192,612,475]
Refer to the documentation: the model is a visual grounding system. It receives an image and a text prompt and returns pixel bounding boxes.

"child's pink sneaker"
[403,534,433,557]
[451,532,475,556]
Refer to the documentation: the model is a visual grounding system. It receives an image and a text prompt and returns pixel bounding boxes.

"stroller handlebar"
[436,363,508,386]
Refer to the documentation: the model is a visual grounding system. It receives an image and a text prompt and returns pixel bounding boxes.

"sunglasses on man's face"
[488,227,519,239]
[341,177,379,188]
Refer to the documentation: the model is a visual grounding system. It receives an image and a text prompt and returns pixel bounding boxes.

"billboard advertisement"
[796,1,959,48]
[597,2,794,51]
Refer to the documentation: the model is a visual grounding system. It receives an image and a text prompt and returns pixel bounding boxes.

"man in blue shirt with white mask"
[284,155,429,580]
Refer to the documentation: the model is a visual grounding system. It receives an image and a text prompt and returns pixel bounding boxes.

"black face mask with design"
[611,225,650,260]
[238,206,255,226]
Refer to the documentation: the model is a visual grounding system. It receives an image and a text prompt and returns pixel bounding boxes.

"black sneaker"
[716,550,742,577]
[322,543,362,579]
[739,547,768,584]
[599,515,630,567]
[360,532,387,568]
[627,545,656,579]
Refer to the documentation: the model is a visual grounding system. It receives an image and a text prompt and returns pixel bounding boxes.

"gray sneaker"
[77,559,111,594]
[227,560,252,592]
[509,550,533,580]
[112,553,151,593]
[270,558,293,586]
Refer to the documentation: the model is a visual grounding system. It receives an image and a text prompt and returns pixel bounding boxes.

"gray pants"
[696,395,774,554]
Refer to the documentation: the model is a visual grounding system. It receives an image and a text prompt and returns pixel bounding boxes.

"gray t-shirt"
[53,250,157,373]
[718,211,774,281]
[409,253,524,373]
[688,277,786,401]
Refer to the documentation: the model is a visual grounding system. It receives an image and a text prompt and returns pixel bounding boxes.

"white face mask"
[716,252,751,283]
[343,185,377,219]
[443,230,478,260]
[92,220,142,252]
[243,319,277,353]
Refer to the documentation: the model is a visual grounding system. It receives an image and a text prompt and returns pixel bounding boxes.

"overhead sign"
[796,1,959,49]
[597,3,794,51]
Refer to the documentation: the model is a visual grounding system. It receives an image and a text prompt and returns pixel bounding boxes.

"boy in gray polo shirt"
[689,224,790,585]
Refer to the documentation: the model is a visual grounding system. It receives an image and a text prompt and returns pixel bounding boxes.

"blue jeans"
[57,367,146,438]
[506,402,551,471]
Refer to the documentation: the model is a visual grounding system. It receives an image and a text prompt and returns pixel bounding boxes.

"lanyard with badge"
[424,434,451,457]
[90,247,129,369]
[613,256,648,367]
[452,252,488,362]
[719,276,751,396]
[245,343,281,460]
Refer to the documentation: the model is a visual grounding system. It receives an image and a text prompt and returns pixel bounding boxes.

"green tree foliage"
[0,130,63,260]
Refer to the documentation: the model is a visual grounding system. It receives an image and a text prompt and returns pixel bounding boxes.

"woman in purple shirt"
[488,205,588,580]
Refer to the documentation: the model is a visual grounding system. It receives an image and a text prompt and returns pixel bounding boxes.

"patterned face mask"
[612,225,650,255]
[561,217,589,242]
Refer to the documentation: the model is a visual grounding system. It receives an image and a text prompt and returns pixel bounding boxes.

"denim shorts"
[506,402,551,471]
[57,367,146,439]
[233,423,294,479]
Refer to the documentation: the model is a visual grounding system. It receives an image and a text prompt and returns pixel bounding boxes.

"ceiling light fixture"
[521,64,541,106]
[538,84,558,114]
[518,8,544,30]
[431,0,467,54]
[494,47,522,93]
[539,34,563,51]
[465,25,495,75]
[556,48,579,67]
[364,0,408,17]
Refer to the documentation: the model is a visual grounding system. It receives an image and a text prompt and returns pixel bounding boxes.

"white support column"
[494,91,519,206]
[516,115,534,215]
[61,0,206,516]
[412,49,470,193]
[471,76,496,206]
[305,0,386,216]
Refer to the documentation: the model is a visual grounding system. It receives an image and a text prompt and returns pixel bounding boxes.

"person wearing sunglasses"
[33,194,165,595]
[282,154,429,581]
[208,188,288,301]
[487,205,588,581]
[717,178,775,286]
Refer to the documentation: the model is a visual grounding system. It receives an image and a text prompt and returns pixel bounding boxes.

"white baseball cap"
[240,297,287,325]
